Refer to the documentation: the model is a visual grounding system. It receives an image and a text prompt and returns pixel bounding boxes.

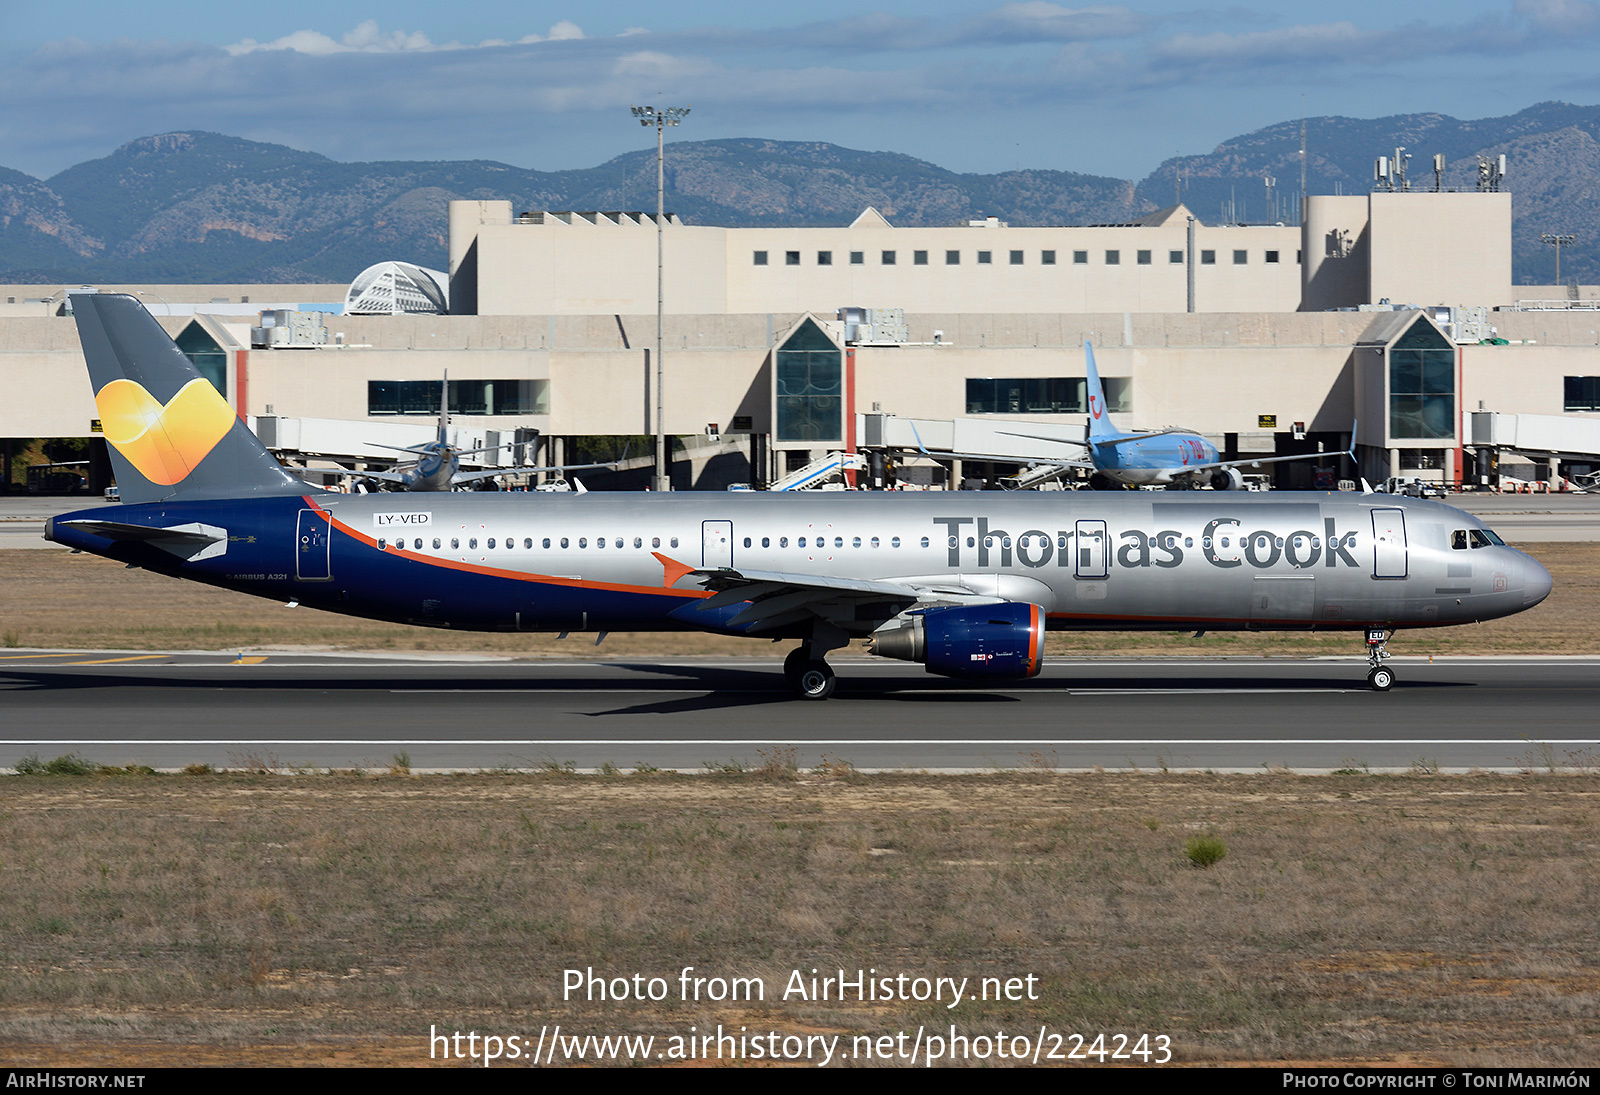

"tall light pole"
[1542,233,1575,286]
[631,104,690,491]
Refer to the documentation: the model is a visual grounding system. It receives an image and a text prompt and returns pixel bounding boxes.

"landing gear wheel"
[1367,666,1395,692]
[796,661,836,700]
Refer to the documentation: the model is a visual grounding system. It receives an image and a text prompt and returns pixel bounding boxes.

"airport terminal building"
[3,184,1598,493]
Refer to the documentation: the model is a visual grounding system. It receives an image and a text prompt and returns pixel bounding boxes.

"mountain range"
[1,101,1595,289]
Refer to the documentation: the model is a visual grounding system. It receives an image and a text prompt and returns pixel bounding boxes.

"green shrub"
[1184,834,1228,868]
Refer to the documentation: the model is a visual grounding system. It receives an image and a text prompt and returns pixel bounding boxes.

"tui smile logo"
[94,378,235,485]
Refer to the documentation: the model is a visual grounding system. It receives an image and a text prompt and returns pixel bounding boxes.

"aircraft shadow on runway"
[0,664,1470,724]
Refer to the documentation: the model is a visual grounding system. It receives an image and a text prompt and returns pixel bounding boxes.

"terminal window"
[1137,250,1152,265]
[1169,250,1183,264]
[946,250,961,265]
[1041,251,1056,265]
[967,376,1132,415]
[1233,250,1248,264]
[850,251,864,265]
[1565,377,1600,411]
[817,251,832,266]
[776,318,843,442]
[1073,250,1088,264]
[882,250,896,265]
[914,250,928,265]
[978,251,992,264]
[1265,250,1280,264]
[752,251,768,266]
[1388,321,1456,439]
[370,379,549,416]
[1105,250,1120,265]
[1201,250,1216,265]
[967,377,1085,415]
[1010,250,1024,265]
[786,251,801,266]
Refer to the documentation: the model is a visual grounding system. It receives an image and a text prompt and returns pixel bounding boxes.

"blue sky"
[2,1,1597,181]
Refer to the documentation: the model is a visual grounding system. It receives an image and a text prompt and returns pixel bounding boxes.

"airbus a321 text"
[49,294,1551,698]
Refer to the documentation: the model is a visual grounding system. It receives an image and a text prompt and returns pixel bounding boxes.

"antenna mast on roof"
[1299,97,1307,223]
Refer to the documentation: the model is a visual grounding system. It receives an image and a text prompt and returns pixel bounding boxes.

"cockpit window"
[1452,530,1469,550]
[1470,529,1504,548]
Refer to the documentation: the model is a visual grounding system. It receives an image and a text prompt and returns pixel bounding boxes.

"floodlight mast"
[631,104,690,491]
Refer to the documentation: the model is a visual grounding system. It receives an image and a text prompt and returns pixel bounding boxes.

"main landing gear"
[1365,628,1395,691]
[784,622,848,700]
[784,648,836,700]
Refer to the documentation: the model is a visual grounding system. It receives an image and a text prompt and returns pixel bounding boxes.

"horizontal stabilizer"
[57,519,227,562]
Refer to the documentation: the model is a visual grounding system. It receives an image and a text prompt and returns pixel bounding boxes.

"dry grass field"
[0,541,1595,657]
[0,769,1597,1067]
[3,544,1598,1068]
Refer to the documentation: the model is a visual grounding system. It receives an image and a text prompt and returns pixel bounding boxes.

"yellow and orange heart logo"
[94,378,236,485]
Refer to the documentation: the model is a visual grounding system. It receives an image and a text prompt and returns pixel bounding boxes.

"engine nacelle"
[870,602,1044,680]
[1211,467,1245,491]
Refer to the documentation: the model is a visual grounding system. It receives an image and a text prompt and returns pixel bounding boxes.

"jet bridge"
[1468,412,1600,486]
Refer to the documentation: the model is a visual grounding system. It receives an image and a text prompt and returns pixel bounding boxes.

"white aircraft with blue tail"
[1003,343,1353,491]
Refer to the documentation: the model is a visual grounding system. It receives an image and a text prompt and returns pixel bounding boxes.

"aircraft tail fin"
[1083,341,1118,441]
[71,292,309,505]
[438,368,450,446]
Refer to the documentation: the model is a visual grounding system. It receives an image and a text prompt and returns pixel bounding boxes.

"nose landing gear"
[1365,628,1395,691]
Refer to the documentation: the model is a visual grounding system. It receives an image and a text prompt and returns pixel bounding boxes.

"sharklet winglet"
[652,551,697,589]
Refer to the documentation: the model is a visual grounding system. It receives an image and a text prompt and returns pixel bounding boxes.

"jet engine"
[1210,467,1245,491]
[869,602,1044,680]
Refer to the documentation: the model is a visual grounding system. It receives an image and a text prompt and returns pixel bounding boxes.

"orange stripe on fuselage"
[304,496,712,600]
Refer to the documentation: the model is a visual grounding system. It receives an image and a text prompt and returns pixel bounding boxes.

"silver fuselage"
[310,489,1547,634]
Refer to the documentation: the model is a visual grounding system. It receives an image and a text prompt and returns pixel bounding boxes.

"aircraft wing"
[682,565,1001,632]
[1183,450,1347,474]
[997,428,1186,448]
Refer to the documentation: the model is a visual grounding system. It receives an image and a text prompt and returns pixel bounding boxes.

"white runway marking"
[6,738,1599,746]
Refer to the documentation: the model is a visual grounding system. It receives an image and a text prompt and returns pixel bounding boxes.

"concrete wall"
[456,202,1304,317]
[1368,192,1512,309]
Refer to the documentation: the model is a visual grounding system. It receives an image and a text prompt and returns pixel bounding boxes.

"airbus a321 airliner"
[46,294,1551,698]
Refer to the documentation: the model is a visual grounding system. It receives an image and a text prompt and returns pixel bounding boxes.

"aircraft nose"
[1523,554,1553,607]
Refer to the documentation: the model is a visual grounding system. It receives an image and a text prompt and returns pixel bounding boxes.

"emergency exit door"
[1371,508,1408,579]
[1074,519,1108,580]
[296,509,332,580]
[702,521,733,568]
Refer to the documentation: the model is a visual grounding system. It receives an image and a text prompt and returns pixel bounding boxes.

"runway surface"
[3,654,1596,772]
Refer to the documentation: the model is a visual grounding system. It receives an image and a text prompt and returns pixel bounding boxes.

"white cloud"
[225,19,585,56]
[1514,0,1600,33]
[975,3,1148,43]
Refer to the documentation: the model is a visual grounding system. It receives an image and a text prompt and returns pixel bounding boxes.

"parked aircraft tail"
[1083,341,1119,442]
[70,291,308,505]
